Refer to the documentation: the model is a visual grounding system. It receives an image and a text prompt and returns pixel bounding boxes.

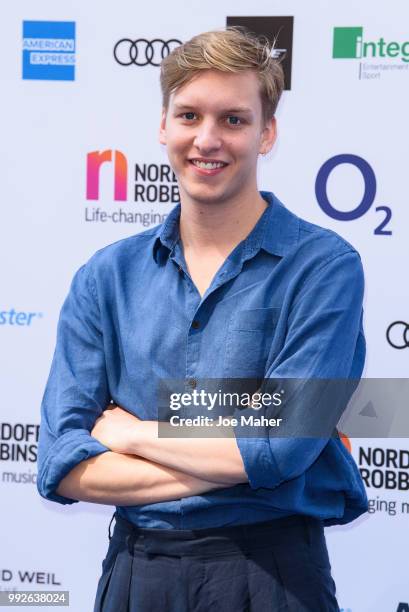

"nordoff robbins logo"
[333,27,409,62]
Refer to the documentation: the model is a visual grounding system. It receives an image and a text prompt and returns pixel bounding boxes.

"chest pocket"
[224,307,280,378]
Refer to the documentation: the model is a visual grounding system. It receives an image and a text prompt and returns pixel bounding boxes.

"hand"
[91,405,142,454]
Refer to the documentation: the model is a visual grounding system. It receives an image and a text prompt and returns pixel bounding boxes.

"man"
[37,28,367,611]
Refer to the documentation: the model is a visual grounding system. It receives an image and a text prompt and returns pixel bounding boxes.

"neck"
[178,187,268,255]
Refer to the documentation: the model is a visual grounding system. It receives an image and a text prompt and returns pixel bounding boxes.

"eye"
[182,112,196,121]
[226,116,242,126]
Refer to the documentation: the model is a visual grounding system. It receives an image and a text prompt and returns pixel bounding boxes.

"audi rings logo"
[113,38,182,67]
[386,321,409,349]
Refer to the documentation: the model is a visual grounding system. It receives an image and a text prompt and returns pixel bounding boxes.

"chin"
[182,182,236,205]
[186,190,231,206]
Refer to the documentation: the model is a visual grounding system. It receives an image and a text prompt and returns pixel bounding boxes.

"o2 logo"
[315,154,392,236]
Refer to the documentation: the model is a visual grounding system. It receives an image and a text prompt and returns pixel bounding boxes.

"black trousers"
[93,513,340,612]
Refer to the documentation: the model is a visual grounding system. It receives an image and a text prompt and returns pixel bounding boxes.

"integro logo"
[332,26,409,80]
[85,150,179,227]
[315,154,393,236]
[22,21,75,81]
[0,308,43,326]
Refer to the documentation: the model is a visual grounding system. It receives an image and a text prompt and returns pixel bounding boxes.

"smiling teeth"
[192,160,225,169]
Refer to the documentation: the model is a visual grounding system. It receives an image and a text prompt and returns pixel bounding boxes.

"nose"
[193,119,222,154]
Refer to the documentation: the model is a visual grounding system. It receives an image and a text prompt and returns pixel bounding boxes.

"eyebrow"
[173,103,254,115]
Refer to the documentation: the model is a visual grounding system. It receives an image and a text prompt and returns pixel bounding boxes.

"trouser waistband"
[109,512,322,557]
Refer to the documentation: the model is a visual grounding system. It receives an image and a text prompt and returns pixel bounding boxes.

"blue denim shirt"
[37,191,368,528]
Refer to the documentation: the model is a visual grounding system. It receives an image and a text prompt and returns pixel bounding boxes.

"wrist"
[128,420,155,455]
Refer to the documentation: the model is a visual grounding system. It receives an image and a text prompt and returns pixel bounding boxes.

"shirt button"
[188,379,197,389]
[191,320,200,329]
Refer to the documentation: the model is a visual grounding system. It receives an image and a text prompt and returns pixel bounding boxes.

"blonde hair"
[160,27,285,124]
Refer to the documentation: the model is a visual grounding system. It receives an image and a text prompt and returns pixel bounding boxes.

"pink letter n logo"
[86,150,128,201]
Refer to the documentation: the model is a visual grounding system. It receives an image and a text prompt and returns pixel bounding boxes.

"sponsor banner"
[386,322,409,350]
[22,21,76,81]
[315,154,393,236]
[0,423,39,487]
[1,4,408,612]
[0,309,43,327]
[113,38,182,67]
[85,151,178,226]
[333,25,409,80]
[226,16,294,89]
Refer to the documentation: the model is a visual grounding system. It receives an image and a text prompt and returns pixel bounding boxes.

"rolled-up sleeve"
[236,249,366,490]
[37,262,111,504]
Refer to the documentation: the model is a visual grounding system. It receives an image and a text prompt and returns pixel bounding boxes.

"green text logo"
[333,27,409,62]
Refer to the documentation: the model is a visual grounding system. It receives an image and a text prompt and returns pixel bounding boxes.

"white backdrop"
[1,1,408,610]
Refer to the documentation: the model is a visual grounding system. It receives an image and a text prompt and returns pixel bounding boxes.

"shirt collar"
[152,203,181,264]
[152,191,299,264]
[259,191,300,257]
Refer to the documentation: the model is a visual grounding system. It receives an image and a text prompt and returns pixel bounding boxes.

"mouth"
[188,158,229,176]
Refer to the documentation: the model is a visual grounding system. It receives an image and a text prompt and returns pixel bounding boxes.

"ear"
[259,116,277,155]
[159,108,167,145]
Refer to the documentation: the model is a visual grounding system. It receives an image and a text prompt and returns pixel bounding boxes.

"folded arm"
[56,451,230,506]
[90,408,247,484]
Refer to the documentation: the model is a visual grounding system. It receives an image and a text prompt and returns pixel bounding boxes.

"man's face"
[159,69,276,206]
